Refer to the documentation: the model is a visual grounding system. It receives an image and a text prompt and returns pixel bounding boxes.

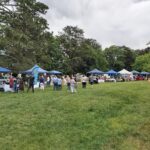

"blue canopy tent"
[106,69,118,75]
[87,69,104,75]
[131,70,140,74]
[0,67,11,73]
[49,70,62,75]
[140,71,150,75]
[22,65,48,74]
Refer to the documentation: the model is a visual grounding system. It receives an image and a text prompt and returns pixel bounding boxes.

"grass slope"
[0,81,150,150]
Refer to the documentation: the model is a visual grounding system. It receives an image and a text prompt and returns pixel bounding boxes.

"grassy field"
[0,81,150,150]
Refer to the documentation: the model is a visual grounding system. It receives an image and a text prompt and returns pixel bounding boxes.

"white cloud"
[40,0,150,49]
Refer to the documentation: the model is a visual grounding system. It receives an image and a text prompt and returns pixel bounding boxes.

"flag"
[32,66,39,85]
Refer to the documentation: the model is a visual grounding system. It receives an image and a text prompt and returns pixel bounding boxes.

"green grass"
[0,81,150,150]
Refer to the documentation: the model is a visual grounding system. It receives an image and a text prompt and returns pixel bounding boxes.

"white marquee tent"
[118,69,132,75]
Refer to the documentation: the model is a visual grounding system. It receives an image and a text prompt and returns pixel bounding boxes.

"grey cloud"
[134,0,150,3]
[40,0,150,49]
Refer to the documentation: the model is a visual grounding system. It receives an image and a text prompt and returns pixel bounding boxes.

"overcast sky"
[40,0,150,49]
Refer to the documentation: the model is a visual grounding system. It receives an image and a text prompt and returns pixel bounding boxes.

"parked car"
[135,75,145,81]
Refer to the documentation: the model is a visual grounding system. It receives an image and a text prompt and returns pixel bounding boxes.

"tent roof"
[22,65,48,74]
[141,71,149,75]
[0,67,11,73]
[118,69,131,74]
[131,70,140,74]
[49,70,62,75]
[106,69,118,74]
[87,69,104,75]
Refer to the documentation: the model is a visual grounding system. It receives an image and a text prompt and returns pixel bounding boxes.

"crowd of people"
[0,73,90,93]
[0,73,149,93]
[5,74,24,93]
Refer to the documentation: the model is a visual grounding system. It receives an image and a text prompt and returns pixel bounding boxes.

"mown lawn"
[0,81,150,150]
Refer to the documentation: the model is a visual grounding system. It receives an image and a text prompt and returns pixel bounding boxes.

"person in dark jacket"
[13,79,18,93]
[27,76,34,93]
[19,78,24,91]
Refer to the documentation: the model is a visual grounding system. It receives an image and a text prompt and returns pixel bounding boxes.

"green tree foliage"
[1,1,148,74]
[80,39,107,72]
[58,26,107,74]
[133,53,150,72]
[58,26,84,74]
[41,33,65,71]
[135,47,150,56]
[0,0,49,71]
[104,45,135,71]
[121,46,136,71]
[104,46,124,71]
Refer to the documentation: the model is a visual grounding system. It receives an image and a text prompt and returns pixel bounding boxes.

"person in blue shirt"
[57,77,62,90]
[53,76,58,91]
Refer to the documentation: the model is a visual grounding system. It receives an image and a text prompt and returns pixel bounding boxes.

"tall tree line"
[0,0,150,73]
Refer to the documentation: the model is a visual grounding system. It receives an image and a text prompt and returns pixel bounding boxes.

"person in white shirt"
[70,77,77,93]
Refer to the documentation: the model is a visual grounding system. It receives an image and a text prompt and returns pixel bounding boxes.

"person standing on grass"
[39,75,45,90]
[81,75,87,88]
[46,76,51,87]
[70,77,77,93]
[19,78,24,92]
[62,76,67,86]
[57,77,62,90]
[89,75,94,87]
[13,78,18,93]
[27,76,35,93]
[53,76,58,91]
[66,75,71,91]
[9,76,14,89]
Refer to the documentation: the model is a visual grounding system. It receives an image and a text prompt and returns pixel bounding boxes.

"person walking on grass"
[27,76,34,93]
[70,77,77,93]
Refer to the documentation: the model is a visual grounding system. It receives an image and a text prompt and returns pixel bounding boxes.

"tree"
[135,47,150,56]
[58,26,83,74]
[58,26,107,74]
[121,46,136,71]
[104,45,135,71]
[133,53,150,72]
[80,39,107,72]
[0,0,49,71]
[104,46,124,71]
[40,33,65,72]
